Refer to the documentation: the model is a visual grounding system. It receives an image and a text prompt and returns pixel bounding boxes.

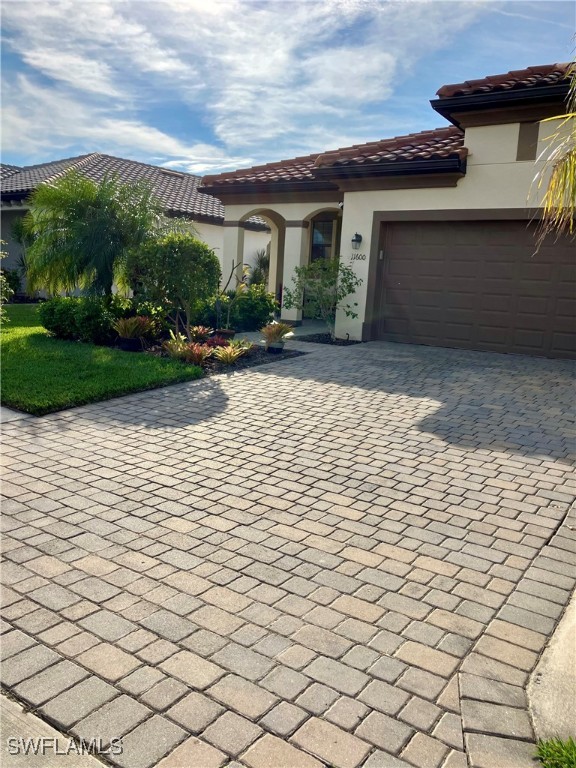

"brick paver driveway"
[1,341,575,768]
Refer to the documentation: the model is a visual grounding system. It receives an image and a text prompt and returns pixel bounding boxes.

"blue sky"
[1,0,574,175]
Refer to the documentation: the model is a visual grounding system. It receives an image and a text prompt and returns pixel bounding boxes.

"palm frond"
[24,170,161,295]
[532,60,576,251]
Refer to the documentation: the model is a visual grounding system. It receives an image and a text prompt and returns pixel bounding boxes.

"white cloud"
[0,75,250,173]
[22,51,122,97]
[1,0,572,173]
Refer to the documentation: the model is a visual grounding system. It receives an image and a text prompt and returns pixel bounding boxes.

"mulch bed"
[147,344,306,376]
[203,346,306,376]
[295,333,362,346]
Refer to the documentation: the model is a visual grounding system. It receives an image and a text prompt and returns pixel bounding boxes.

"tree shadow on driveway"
[272,340,576,464]
[11,377,229,432]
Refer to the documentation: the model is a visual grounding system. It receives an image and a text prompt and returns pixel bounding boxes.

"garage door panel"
[446,292,475,309]
[513,329,545,349]
[556,264,576,282]
[418,261,445,277]
[515,283,557,299]
[482,263,516,280]
[518,263,554,281]
[481,295,513,312]
[406,278,446,291]
[409,304,443,319]
[444,324,473,340]
[553,283,576,299]
[412,322,443,336]
[445,309,476,324]
[549,315,576,333]
[476,310,512,326]
[445,278,479,293]
[552,333,576,355]
[451,261,481,278]
[374,221,575,358]
[477,326,510,345]
[517,296,549,314]
[481,280,515,295]
[409,291,445,308]
[557,298,576,317]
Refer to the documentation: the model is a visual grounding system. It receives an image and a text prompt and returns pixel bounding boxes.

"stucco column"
[281,221,309,324]
[222,222,245,289]
[267,224,285,306]
[334,201,373,340]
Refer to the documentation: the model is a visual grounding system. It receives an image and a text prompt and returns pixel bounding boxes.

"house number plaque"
[350,253,367,261]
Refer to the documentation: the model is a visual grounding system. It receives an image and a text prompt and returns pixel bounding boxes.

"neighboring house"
[201,63,575,359]
[0,153,270,282]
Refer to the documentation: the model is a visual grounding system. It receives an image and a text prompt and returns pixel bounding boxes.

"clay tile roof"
[0,163,23,180]
[0,153,267,228]
[202,126,466,188]
[202,152,321,187]
[436,63,571,98]
[314,126,466,168]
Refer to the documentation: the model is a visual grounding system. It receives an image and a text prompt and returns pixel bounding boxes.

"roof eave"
[1,191,31,202]
[314,156,467,180]
[199,179,338,196]
[430,84,570,126]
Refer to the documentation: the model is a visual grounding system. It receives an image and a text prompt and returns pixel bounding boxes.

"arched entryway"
[301,207,342,318]
[239,209,285,307]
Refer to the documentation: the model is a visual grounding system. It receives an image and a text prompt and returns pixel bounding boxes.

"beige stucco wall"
[195,221,270,275]
[194,221,224,257]
[243,229,271,269]
[0,208,27,274]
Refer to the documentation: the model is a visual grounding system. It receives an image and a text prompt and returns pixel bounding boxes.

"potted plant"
[260,321,294,353]
[113,316,153,352]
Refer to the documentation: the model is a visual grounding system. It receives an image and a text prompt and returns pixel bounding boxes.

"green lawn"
[1,304,203,415]
[537,738,576,768]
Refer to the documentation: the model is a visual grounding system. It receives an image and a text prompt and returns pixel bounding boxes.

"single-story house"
[0,153,270,282]
[201,63,575,359]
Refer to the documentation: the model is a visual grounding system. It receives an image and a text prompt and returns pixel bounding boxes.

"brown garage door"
[372,220,575,358]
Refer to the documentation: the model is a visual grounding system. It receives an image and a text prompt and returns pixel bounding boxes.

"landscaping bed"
[295,332,362,346]
[1,306,306,416]
[1,305,203,416]
[148,341,305,375]
[193,345,304,375]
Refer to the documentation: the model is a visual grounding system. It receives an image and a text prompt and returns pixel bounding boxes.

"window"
[311,220,334,261]
[516,122,539,161]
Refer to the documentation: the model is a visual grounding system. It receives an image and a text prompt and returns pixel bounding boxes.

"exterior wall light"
[351,233,363,250]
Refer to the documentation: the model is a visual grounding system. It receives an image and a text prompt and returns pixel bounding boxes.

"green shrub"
[192,297,224,329]
[192,285,276,331]
[74,297,115,344]
[232,284,277,330]
[133,301,168,337]
[2,268,21,297]
[108,294,134,319]
[127,231,220,338]
[38,296,117,344]
[283,256,362,340]
[38,297,81,340]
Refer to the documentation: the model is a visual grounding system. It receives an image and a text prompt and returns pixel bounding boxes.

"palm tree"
[24,171,161,295]
[534,61,576,250]
[249,248,270,286]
